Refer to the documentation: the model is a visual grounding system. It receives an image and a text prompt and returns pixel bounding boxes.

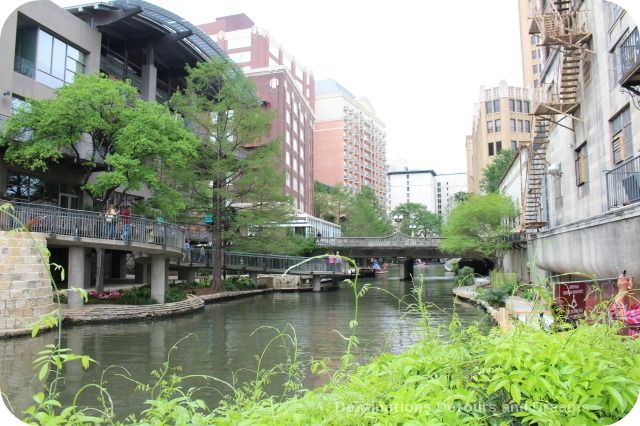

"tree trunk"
[211,190,224,292]
[95,247,105,292]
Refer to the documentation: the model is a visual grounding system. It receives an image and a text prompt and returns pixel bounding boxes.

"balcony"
[606,156,640,209]
[619,27,640,97]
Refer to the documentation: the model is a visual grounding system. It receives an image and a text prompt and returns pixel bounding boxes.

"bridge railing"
[317,232,442,248]
[224,251,348,274]
[0,201,185,249]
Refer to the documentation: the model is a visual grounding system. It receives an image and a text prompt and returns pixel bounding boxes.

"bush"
[222,275,254,291]
[119,285,157,305]
[476,283,516,308]
[455,266,475,286]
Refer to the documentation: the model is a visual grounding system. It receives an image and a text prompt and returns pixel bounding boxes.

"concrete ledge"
[198,288,273,303]
[62,294,205,324]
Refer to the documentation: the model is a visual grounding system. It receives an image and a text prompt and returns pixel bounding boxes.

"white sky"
[35,0,640,175]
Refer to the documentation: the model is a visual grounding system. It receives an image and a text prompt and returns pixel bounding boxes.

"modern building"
[314,79,388,205]
[0,0,233,311]
[387,159,467,217]
[199,14,315,215]
[466,80,533,194]
[502,0,640,282]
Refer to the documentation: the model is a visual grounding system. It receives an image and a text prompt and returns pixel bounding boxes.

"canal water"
[0,264,493,419]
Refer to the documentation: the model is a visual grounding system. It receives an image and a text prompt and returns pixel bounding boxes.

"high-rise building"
[199,14,315,215]
[314,79,388,205]
[387,160,466,217]
[466,80,533,194]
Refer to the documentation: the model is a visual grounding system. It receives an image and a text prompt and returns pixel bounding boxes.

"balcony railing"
[14,55,35,78]
[606,156,640,209]
[619,27,640,85]
[0,201,185,249]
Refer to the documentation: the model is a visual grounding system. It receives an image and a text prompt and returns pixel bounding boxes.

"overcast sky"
[40,0,639,175]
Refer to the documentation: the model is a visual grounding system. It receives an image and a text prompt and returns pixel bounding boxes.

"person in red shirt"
[120,205,131,241]
[610,272,640,337]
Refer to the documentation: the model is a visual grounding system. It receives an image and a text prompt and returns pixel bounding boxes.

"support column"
[178,267,196,283]
[248,271,258,285]
[141,43,157,101]
[150,254,166,304]
[67,246,85,308]
[312,275,322,292]
[135,262,151,285]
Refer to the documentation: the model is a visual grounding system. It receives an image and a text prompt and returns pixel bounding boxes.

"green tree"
[439,193,518,271]
[341,186,393,237]
[479,149,516,193]
[0,72,197,215]
[390,202,443,237]
[0,72,198,289]
[170,58,294,291]
[313,181,349,223]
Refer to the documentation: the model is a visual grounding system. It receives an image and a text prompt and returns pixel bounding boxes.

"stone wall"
[0,231,56,337]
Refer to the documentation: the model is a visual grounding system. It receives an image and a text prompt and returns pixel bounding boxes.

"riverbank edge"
[0,289,274,338]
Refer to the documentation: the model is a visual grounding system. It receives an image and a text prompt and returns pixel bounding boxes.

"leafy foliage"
[476,284,516,308]
[169,58,295,291]
[439,193,519,271]
[455,266,476,286]
[340,186,393,237]
[390,202,443,236]
[0,72,197,217]
[480,149,516,194]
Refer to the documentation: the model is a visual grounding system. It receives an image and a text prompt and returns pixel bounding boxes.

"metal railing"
[175,249,350,275]
[316,232,442,248]
[606,156,640,209]
[0,201,185,249]
[619,27,640,83]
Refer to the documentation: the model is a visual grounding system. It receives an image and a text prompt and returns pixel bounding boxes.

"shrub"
[222,275,254,291]
[119,285,157,305]
[476,283,516,308]
[455,266,475,286]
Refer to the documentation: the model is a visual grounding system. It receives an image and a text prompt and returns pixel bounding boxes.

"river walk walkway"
[453,279,553,331]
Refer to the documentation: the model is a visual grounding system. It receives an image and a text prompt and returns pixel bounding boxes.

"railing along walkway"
[174,250,350,276]
[316,232,442,248]
[0,201,185,249]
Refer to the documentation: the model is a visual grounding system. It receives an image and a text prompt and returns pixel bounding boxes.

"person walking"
[105,203,118,239]
[182,240,191,262]
[120,205,131,241]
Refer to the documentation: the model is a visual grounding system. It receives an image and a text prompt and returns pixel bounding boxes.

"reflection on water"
[0,264,493,418]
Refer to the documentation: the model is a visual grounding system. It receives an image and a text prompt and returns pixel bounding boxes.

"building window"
[533,64,538,74]
[5,171,80,207]
[493,99,500,113]
[525,120,531,133]
[496,141,502,153]
[509,99,515,112]
[611,107,633,164]
[516,100,522,113]
[495,119,501,132]
[511,140,517,150]
[517,120,524,132]
[488,142,495,156]
[523,101,530,113]
[14,27,86,89]
[575,142,589,186]
[487,121,494,134]
[510,119,516,132]
[485,101,493,114]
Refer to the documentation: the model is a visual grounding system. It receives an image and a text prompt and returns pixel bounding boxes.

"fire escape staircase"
[521,0,591,230]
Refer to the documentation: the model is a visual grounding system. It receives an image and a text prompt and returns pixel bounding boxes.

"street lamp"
[392,214,403,232]
[409,224,417,237]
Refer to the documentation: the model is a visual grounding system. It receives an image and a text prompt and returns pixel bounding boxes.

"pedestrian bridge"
[316,233,448,259]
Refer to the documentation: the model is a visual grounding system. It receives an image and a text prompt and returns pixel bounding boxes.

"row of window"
[485,99,531,114]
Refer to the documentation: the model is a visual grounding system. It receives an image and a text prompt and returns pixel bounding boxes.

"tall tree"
[170,58,294,291]
[479,149,516,194]
[341,186,393,237]
[313,181,349,223]
[0,73,198,288]
[439,193,518,271]
[390,202,443,237]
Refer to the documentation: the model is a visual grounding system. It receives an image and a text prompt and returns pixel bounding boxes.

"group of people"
[182,240,210,263]
[104,203,131,240]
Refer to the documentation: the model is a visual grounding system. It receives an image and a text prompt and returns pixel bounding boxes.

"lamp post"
[392,214,403,232]
[409,224,417,237]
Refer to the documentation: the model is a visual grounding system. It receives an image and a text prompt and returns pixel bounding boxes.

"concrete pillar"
[178,267,196,283]
[150,255,166,304]
[248,271,258,285]
[67,246,85,308]
[312,275,322,292]
[140,56,158,101]
[111,251,127,279]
